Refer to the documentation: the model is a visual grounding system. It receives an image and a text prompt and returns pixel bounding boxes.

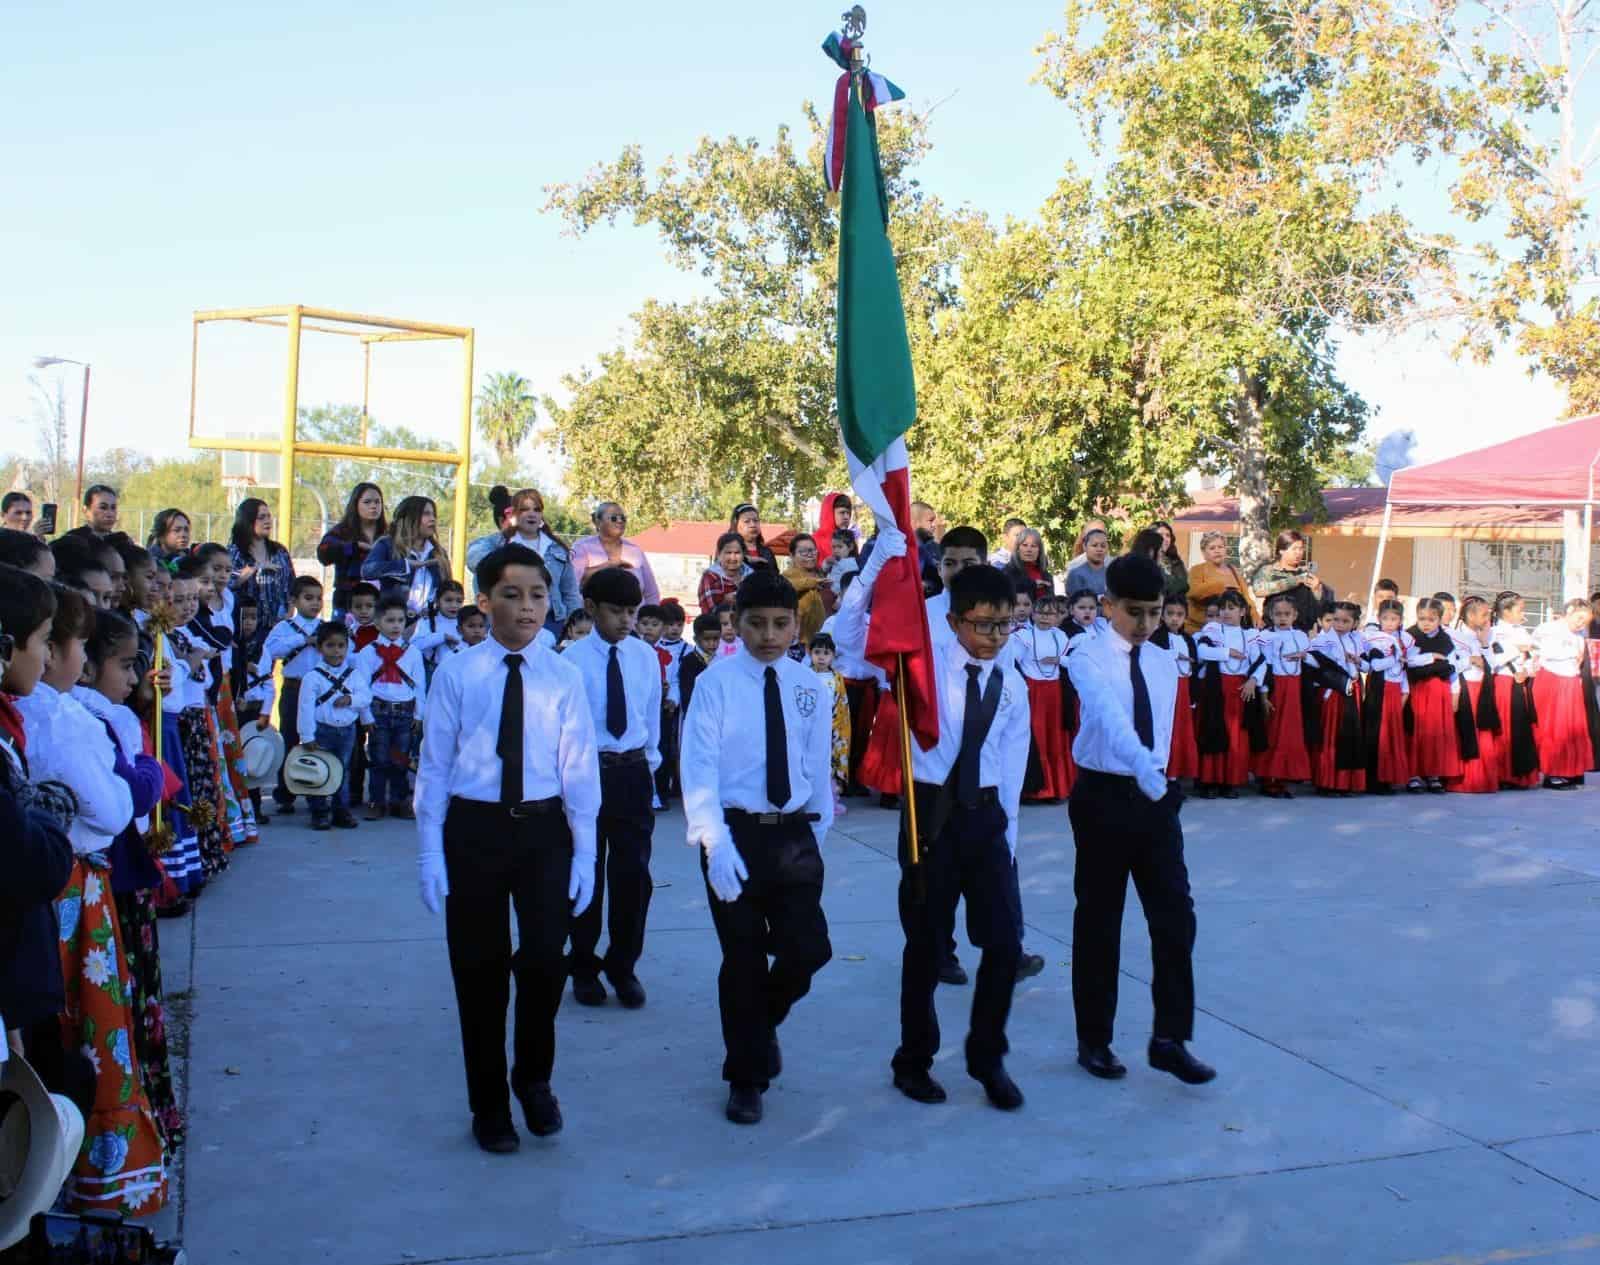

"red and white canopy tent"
[1368,414,1600,608]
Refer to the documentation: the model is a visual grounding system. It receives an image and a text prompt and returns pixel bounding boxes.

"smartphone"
[38,502,57,534]
[30,1210,160,1261]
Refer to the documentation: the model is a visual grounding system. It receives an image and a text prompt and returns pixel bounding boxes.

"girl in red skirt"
[1155,597,1201,783]
[1194,590,1262,798]
[1252,594,1313,796]
[1308,602,1367,796]
[835,606,884,797]
[1450,596,1501,793]
[1531,598,1600,788]
[1017,594,1075,800]
[1405,598,1465,790]
[1361,599,1414,793]
[1489,592,1541,789]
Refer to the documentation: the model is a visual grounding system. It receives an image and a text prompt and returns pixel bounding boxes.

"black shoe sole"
[1077,1057,1128,1081]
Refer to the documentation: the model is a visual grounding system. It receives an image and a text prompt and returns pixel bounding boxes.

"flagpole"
[895,652,920,867]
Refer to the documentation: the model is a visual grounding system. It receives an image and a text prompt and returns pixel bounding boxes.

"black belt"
[912,781,1000,808]
[724,808,821,828]
[1075,768,1173,795]
[450,794,563,820]
[372,697,416,712]
[599,748,649,768]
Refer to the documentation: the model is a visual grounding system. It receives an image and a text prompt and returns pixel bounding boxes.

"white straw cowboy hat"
[0,1050,86,1249]
[282,745,344,799]
[239,727,286,791]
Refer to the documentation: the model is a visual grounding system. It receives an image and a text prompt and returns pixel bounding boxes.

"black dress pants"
[892,785,1022,1079]
[702,814,832,1089]
[1068,771,1196,1048]
[569,759,655,980]
[443,798,573,1117]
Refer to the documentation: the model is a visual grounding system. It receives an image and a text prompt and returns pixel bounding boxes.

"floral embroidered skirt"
[214,675,260,847]
[55,857,169,1215]
[113,888,185,1151]
[178,707,229,878]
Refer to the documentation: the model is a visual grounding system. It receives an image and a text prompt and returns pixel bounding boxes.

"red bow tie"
[374,643,408,684]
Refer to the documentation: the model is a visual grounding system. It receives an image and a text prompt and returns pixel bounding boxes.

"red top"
[698,568,742,615]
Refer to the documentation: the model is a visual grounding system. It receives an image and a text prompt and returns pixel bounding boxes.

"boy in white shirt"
[354,595,426,821]
[298,621,371,830]
[257,575,326,813]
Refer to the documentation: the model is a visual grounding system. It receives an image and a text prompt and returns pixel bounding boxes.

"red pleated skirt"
[1313,685,1366,792]
[1372,685,1412,787]
[1493,675,1541,788]
[1532,672,1592,777]
[1168,675,1200,780]
[1197,675,1251,786]
[858,688,904,794]
[1450,678,1500,793]
[1023,676,1074,799]
[1253,675,1311,782]
[1407,677,1464,779]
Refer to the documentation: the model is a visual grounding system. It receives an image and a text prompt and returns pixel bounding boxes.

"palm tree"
[475,371,537,465]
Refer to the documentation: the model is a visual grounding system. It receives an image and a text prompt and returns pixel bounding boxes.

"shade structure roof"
[1386,414,1600,507]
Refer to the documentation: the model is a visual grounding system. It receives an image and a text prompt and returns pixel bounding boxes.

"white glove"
[703,837,749,903]
[569,852,596,916]
[418,849,449,915]
[859,525,910,589]
[1137,765,1169,803]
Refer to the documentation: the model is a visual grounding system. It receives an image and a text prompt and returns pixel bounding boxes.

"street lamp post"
[32,355,91,528]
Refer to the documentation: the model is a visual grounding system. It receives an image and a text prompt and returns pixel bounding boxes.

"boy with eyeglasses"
[835,532,1032,1111]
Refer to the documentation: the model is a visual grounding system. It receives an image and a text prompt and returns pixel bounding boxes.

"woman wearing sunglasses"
[569,501,661,606]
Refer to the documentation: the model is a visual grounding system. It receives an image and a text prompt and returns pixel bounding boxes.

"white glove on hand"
[569,852,596,916]
[1137,766,1170,803]
[858,524,910,589]
[703,838,749,903]
[418,850,449,915]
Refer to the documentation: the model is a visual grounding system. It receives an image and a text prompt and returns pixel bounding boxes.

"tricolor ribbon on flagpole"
[821,31,906,195]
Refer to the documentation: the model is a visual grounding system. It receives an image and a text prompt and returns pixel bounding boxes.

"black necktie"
[498,653,524,805]
[606,645,627,738]
[764,665,790,809]
[1130,643,1155,750]
[957,664,985,808]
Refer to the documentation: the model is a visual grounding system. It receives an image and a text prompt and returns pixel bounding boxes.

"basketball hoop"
[221,472,257,510]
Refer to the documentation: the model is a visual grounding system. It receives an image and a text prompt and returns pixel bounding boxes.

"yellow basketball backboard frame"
[188,304,474,577]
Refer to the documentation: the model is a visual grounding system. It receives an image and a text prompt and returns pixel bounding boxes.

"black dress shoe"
[938,958,969,986]
[515,1082,563,1137]
[610,974,647,1009]
[975,1066,1024,1110]
[726,1085,763,1124]
[332,810,359,829]
[1220,787,1241,799]
[767,1035,783,1081]
[472,1112,520,1154]
[571,973,607,1006]
[1077,1045,1127,1080]
[1148,1038,1217,1085]
[893,1070,947,1104]
[1015,952,1045,981]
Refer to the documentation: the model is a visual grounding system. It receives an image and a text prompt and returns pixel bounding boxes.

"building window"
[1460,541,1561,623]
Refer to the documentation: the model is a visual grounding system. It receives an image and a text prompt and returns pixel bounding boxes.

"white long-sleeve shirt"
[410,612,460,668]
[1308,629,1367,696]
[1531,620,1586,677]
[354,635,428,711]
[1015,625,1070,682]
[414,635,600,861]
[1069,626,1175,801]
[159,632,208,714]
[297,660,372,735]
[1196,623,1266,682]
[679,645,835,854]
[16,683,134,854]
[562,632,663,772]
[1363,629,1417,692]
[1488,621,1537,675]
[1253,627,1311,686]
[833,557,1030,849]
[259,613,322,681]
[657,637,695,706]
[1449,626,1493,683]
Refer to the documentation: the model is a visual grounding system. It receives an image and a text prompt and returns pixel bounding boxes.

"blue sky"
[0,0,1565,487]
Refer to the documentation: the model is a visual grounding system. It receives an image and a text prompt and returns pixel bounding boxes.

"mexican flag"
[834,73,939,751]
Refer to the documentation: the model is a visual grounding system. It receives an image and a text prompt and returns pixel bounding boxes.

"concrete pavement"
[158,786,1600,1264]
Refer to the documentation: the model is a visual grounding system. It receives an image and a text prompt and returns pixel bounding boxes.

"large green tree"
[1031,0,1445,568]
[542,105,981,523]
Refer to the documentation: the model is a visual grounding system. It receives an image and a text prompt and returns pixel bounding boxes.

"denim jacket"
[464,531,580,627]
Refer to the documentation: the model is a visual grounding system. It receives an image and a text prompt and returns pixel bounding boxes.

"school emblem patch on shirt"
[1000,687,1014,711]
[794,685,818,718]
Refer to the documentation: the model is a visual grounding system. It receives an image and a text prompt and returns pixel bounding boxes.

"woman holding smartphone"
[227,497,295,656]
